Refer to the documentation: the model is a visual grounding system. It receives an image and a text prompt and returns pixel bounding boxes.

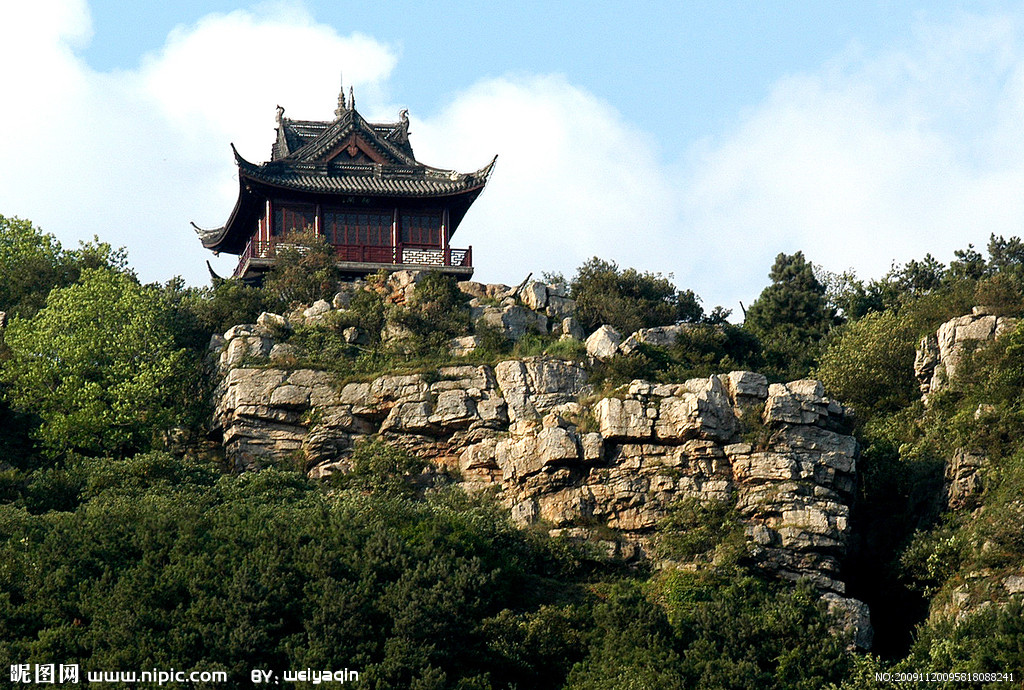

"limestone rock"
[620,324,692,354]
[381,320,415,343]
[520,281,548,311]
[269,342,300,364]
[485,283,512,300]
[586,325,622,360]
[946,450,988,510]
[331,290,353,309]
[472,304,547,341]
[428,389,477,428]
[494,358,589,422]
[653,377,738,443]
[822,593,874,650]
[256,311,290,335]
[457,280,488,299]
[220,331,273,369]
[559,317,584,341]
[211,356,862,634]
[916,309,1019,396]
[449,335,481,356]
[722,370,769,408]
[595,397,653,440]
[545,295,576,320]
[303,299,332,321]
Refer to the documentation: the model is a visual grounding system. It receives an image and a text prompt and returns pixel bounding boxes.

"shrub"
[570,257,709,334]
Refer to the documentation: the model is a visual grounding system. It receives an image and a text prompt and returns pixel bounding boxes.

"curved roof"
[196,98,496,255]
[236,150,496,198]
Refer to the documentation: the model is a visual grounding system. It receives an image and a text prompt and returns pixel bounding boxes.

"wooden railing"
[234,238,472,277]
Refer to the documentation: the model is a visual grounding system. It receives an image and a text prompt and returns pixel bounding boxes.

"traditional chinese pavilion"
[195,84,495,280]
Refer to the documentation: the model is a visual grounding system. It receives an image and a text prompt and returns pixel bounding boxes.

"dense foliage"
[1,216,1022,686]
[745,251,837,380]
[569,257,723,334]
[1,268,191,458]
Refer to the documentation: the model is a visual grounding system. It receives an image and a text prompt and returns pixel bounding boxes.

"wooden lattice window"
[400,212,441,246]
[272,204,316,237]
[323,210,392,246]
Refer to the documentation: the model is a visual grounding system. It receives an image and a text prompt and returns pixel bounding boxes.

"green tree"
[814,310,920,418]
[263,230,340,307]
[570,257,711,335]
[0,215,67,318]
[745,251,837,380]
[1,268,190,457]
[392,272,471,351]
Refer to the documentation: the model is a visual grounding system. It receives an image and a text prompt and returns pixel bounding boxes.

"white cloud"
[412,74,678,285]
[681,11,1024,309]
[6,3,1024,318]
[0,1,399,285]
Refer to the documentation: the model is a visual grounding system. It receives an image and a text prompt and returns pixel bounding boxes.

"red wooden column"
[265,200,273,255]
[392,208,401,264]
[442,208,450,265]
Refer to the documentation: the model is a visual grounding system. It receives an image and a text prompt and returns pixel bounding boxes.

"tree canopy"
[744,251,837,379]
[1,268,190,457]
[570,257,719,335]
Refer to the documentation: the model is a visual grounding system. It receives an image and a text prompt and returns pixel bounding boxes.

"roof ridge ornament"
[334,73,347,119]
[275,104,285,126]
[349,85,356,112]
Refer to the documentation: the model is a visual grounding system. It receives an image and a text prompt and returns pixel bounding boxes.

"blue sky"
[3,1,1024,313]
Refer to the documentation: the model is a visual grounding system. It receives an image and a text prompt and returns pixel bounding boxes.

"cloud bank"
[4,3,1024,313]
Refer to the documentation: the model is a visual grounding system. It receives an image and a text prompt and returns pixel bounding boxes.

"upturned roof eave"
[233,147,496,200]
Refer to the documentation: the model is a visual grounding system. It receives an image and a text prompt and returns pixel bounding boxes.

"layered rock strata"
[212,344,869,643]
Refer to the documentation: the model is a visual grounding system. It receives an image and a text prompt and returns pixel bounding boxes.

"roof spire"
[334,72,347,119]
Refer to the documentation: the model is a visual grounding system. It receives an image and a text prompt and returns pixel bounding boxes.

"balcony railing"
[234,239,472,278]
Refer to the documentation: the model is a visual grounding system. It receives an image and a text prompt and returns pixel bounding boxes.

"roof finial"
[349,85,356,112]
[334,72,347,119]
[275,104,285,126]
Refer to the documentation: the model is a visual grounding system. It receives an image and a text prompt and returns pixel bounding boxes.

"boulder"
[586,325,622,360]
[256,311,290,335]
[457,280,488,299]
[546,295,576,320]
[449,335,481,356]
[332,290,353,309]
[722,370,769,407]
[821,593,874,650]
[472,304,547,341]
[653,377,738,443]
[916,309,1020,396]
[343,327,369,345]
[559,317,584,341]
[303,299,332,320]
[594,397,653,440]
[520,281,548,311]
[946,450,988,510]
[220,334,272,368]
[485,283,512,300]
[494,358,589,422]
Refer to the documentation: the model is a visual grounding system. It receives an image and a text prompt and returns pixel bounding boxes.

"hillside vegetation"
[1,214,1022,688]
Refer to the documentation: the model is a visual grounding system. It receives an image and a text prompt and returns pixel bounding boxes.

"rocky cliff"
[211,318,872,645]
[914,309,1024,622]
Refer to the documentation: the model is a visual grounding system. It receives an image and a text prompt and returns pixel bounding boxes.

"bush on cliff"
[570,257,715,335]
